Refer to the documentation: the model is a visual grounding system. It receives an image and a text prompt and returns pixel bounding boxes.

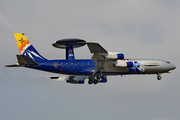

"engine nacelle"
[66,79,84,84]
[115,60,133,68]
[105,52,124,60]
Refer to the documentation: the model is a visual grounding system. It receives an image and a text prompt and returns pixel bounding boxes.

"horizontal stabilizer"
[5,55,38,67]
[87,42,107,53]
[5,64,23,67]
[17,55,38,65]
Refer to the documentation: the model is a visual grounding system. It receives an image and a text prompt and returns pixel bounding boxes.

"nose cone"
[166,63,176,73]
[163,61,176,73]
[170,64,176,70]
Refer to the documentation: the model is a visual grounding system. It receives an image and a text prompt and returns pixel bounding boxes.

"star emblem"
[19,37,25,44]
[52,62,58,68]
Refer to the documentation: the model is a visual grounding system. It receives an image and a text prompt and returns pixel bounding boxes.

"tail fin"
[14,33,47,61]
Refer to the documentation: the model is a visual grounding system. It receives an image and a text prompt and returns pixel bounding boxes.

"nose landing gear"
[157,76,162,80]
[157,74,162,80]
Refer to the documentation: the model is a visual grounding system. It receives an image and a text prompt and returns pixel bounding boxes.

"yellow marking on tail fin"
[14,33,30,54]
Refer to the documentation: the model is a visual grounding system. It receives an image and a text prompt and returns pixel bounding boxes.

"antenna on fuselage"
[52,39,86,60]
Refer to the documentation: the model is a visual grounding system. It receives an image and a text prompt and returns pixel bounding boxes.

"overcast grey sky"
[0,0,180,120]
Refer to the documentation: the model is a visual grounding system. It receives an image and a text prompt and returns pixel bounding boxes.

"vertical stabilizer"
[14,33,47,62]
[14,33,30,54]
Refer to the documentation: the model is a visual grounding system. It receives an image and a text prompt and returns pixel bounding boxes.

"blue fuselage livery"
[26,59,142,75]
[28,60,95,75]
[6,33,176,85]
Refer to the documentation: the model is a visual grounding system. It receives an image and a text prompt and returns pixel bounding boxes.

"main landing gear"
[88,79,98,84]
[88,75,107,85]
[88,76,97,85]
[96,75,106,80]
[157,73,162,80]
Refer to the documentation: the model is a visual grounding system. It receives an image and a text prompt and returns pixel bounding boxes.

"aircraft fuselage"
[27,58,175,76]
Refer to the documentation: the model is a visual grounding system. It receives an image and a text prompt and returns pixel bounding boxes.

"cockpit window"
[167,62,170,64]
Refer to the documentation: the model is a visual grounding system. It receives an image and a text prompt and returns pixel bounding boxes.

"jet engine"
[105,52,124,60]
[115,60,133,68]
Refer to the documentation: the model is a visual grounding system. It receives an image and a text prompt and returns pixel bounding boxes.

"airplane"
[6,33,176,85]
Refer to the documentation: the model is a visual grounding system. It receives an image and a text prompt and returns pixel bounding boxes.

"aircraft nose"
[172,64,176,70]
[170,64,176,70]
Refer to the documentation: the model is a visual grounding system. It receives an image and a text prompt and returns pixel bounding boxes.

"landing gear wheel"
[93,80,98,84]
[96,75,101,80]
[101,75,107,79]
[157,76,162,80]
[88,80,93,84]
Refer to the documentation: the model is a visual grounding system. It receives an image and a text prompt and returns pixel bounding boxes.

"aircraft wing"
[41,75,87,84]
[86,42,129,75]
[87,42,107,54]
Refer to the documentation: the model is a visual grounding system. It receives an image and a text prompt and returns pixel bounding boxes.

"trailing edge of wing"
[37,76,87,81]
[86,42,107,54]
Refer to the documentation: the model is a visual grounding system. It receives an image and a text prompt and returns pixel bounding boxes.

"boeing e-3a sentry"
[6,33,176,84]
